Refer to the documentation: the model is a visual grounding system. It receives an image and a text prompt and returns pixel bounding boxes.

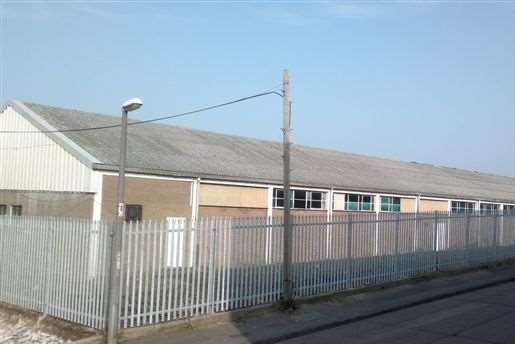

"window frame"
[11,205,22,216]
[272,188,327,210]
[480,203,499,214]
[273,188,285,208]
[504,205,515,215]
[380,196,401,212]
[344,194,374,212]
[451,201,475,214]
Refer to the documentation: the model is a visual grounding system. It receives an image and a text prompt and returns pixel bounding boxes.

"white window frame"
[480,203,500,214]
[272,188,327,210]
[504,204,515,214]
[380,196,401,212]
[344,193,375,212]
[451,201,475,213]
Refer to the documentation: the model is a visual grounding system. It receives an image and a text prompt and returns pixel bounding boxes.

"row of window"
[445,201,514,214]
[272,189,403,212]
[272,189,515,213]
[4,196,514,218]
[0,204,22,216]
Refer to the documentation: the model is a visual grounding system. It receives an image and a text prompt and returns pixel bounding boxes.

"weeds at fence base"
[278,298,297,312]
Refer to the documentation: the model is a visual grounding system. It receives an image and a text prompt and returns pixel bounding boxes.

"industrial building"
[1,100,515,222]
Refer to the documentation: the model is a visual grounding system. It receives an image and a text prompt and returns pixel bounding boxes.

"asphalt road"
[279,281,515,344]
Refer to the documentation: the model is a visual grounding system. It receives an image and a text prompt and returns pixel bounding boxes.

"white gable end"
[0,105,94,192]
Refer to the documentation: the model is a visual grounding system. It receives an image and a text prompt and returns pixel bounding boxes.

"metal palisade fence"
[0,216,112,329]
[1,211,515,330]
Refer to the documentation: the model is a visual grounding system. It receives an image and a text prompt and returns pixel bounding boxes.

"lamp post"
[107,98,143,344]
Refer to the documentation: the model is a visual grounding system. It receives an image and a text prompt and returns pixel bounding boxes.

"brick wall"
[101,175,192,221]
[0,189,94,217]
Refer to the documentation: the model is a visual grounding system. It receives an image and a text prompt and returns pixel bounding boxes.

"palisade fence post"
[477,210,481,249]
[346,214,353,289]
[207,226,217,314]
[394,213,400,279]
[465,212,471,267]
[42,219,52,314]
[433,211,439,272]
[493,211,498,262]
[413,212,419,253]
[0,216,4,298]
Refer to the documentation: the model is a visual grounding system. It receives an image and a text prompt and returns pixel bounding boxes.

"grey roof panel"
[21,101,515,203]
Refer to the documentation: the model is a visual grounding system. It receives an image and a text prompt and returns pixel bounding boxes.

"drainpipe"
[191,178,200,225]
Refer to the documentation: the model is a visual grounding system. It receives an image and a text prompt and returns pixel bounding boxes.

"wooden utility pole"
[282,69,293,307]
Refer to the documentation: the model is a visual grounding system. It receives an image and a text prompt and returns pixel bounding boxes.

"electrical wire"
[0,89,283,134]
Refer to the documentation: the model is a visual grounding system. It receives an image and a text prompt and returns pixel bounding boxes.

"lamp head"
[122,98,143,112]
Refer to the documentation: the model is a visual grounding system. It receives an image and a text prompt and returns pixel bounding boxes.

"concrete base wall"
[0,189,94,217]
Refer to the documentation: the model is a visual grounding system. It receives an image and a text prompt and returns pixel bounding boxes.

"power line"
[0,90,283,134]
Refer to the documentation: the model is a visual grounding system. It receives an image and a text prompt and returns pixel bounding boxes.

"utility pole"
[107,98,142,344]
[106,108,127,344]
[282,69,293,308]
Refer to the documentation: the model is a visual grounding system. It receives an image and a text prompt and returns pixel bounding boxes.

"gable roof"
[7,100,515,203]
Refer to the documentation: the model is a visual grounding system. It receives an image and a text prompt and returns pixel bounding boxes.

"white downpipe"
[374,194,380,256]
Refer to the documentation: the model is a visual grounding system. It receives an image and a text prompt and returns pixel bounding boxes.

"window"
[380,196,400,212]
[272,188,326,210]
[451,201,475,213]
[273,188,285,208]
[310,191,323,209]
[504,205,515,215]
[125,205,143,222]
[0,205,7,216]
[11,205,22,216]
[345,194,374,211]
[480,203,499,214]
[293,190,307,209]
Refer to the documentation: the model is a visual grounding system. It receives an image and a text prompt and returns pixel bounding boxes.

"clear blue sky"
[2,2,515,177]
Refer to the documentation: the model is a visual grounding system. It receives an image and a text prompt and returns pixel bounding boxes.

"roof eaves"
[8,100,101,168]
[92,163,515,204]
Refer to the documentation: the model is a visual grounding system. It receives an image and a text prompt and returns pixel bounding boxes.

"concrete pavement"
[121,263,515,344]
[282,281,515,344]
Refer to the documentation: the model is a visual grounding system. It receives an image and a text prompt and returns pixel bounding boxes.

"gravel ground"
[0,303,97,344]
[0,311,67,344]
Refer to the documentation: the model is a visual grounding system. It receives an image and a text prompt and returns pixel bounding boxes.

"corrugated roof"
[18,101,515,202]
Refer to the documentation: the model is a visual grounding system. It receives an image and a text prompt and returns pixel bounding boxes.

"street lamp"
[107,97,143,344]
[122,97,143,112]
